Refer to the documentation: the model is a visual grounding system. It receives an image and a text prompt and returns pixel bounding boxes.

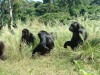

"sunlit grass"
[0,17,100,75]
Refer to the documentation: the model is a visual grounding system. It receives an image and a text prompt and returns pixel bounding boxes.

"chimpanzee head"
[69,22,80,33]
[38,30,48,38]
[22,29,29,36]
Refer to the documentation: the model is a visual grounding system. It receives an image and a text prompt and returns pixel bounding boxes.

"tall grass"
[0,17,100,75]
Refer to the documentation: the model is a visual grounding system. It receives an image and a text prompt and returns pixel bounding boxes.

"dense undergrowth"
[0,17,100,75]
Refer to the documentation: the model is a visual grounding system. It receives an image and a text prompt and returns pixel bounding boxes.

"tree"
[91,0,100,5]
[8,0,13,29]
[43,0,51,4]
[0,0,6,29]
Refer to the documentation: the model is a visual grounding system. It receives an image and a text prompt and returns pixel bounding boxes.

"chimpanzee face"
[22,29,29,36]
[69,22,80,32]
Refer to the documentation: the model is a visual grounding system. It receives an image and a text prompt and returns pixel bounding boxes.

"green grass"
[0,17,100,75]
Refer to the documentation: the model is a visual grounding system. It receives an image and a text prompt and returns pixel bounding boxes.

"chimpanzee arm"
[32,45,40,57]
[64,41,72,48]
[78,28,88,41]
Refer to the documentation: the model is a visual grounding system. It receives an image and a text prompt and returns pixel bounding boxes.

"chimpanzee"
[0,41,6,60]
[64,22,88,50]
[20,28,35,47]
[32,30,54,56]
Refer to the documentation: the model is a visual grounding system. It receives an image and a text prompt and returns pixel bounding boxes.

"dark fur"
[20,29,35,47]
[0,41,6,60]
[32,30,54,56]
[64,22,88,50]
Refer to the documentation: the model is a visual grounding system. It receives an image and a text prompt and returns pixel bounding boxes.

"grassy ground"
[0,17,100,75]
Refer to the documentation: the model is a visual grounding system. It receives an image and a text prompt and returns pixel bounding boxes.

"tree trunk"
[8,0,13,29]
[0,0,5,29]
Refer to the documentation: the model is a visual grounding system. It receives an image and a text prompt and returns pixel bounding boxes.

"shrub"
[39,12,71,25]
[35,3,60,16]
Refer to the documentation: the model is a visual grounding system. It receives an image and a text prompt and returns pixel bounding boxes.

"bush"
[39,12,71,25]
[69,6,80,17]
[34,1,42,8]
[35,3,60,16]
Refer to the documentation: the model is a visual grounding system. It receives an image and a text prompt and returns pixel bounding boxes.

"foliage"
[43,0,51,4]
[13,1,36,21]
[69,6,80,16]
[90,0,100,5]
[35,3,59,16]
[34,1,42,8]
[39,12,71,25]
[0,0,100,26]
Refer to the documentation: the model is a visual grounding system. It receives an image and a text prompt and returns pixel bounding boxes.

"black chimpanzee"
[0,41,6,60]
[20,28,35,47]
[64,22,88,50]
[32,30,54,56]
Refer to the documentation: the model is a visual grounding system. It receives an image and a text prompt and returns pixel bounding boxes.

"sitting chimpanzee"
[20,28,35,48]
[0,41,6,60]
[32,30,54,57]
[64,22,88,50]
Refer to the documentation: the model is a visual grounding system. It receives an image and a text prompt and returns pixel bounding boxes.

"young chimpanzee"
[20,28,35,48]
[64,22,88,50]
[32,30,54,57]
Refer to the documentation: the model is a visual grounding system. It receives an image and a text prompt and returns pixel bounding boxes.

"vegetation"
[0,0,100,75]
[0,0,100,27]
[0,17,99,75]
